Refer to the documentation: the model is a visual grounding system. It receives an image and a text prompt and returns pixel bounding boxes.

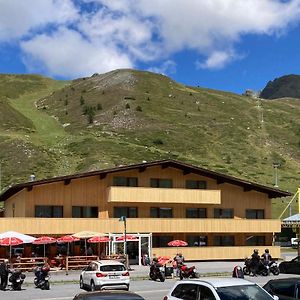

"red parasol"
[116,234,138,241]
[0,237,23,261]
[88,236,110,243]
[57,235,80,243]
[167,240,188,247]
[33,236,57,257]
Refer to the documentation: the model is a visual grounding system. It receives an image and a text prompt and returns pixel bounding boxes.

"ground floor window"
[35,205,63,218]
[214,235,235,246]
[187,235,208,246]
[246,235,265,246]
[152,235,173,247]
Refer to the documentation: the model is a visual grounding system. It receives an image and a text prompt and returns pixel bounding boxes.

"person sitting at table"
[87,246,93,256]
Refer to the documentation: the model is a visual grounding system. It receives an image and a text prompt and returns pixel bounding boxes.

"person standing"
[173,253,185,277]
[250,249,260,276]
[0,259,9,290]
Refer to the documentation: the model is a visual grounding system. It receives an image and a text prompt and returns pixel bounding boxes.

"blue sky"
[1,0,300,94]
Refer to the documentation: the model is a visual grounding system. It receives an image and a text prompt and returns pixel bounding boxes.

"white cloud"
[3,0,300,76]
[20,28,132,77]
[148,60,177,75]
[0,0,78,41]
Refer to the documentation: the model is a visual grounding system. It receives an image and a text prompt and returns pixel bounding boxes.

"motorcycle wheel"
[271,267,280,276]
[14,283,22,291]
[34,278,38,287]
[159,273,165,282]
[149,273,156,281]
[243,267,250,276]
[43,281,50,290]
[261,269,269,276]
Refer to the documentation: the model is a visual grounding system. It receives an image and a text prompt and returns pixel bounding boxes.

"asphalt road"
[1,273,300,300]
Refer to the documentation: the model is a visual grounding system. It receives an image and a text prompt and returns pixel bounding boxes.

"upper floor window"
[187,235,207,247]
[150,178,173,188]
[72,206,98,218]
[150,207,173,218]
[214,208,233,218]
[185,180,207,189]
[186,208,207,218]
[113,176,138,187]
[246,235,265,246]
[214,235,235,246]
[246,209,264,219]
[35,205,63,218]
[114,207,138,218]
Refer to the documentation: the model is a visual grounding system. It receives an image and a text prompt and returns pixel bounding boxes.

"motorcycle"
[8,269,26,290]
[268,261,280,276]
[149,263,165,282]
[178,264,198,280]
[243,258,269,276]
[34,266,51,290]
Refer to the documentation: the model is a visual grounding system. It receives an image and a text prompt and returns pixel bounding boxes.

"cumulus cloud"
[148,60,177,75]
[2,0,300,76]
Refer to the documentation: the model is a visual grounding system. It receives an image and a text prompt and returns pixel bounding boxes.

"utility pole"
[273,163,280,188]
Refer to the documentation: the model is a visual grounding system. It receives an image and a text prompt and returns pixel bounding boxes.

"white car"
[163,278,279,300]
[79,260,130,291]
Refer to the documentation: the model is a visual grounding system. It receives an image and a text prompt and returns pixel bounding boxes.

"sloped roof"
[282,213,300,227]
[283,214,300,222]
[0,159,291,201]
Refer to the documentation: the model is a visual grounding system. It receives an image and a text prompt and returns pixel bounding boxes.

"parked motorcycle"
[243,258,269,276]
[178,264,198,280]
[268,261,280,275]
[149,263,165,282]
[8,269,26,290]
[34,265,51,290]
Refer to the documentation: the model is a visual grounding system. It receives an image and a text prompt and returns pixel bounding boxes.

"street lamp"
[119,216,127,255]
[273,163,280,188]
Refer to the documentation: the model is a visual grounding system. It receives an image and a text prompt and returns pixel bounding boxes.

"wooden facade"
[0,159,291,260]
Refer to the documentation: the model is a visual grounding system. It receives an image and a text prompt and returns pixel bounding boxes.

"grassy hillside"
[0,70,299,218]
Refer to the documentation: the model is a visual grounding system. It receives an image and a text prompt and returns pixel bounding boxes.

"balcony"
[0,218,281,235]
[107,186,221,204]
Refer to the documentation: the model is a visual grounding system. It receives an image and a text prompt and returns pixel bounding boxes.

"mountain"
[0,69,300,218]
[260,74,300,99]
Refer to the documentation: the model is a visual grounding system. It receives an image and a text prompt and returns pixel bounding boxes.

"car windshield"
[100,265,126,272]
[216,284,274,300]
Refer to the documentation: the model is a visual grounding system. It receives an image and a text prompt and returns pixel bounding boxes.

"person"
[87,246,93,256]
[150,257,161,276]
[250,249,260,276]
[261,249,272,265]
[173,253,185,277]
[143,253,150,266]
[0,259,9,290]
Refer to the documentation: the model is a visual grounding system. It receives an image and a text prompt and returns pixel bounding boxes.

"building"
[0,159,291,264]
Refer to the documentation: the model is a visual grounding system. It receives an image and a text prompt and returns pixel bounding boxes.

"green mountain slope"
[0,69,300,218]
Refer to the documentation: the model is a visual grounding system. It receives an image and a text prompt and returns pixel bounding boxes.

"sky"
[1,0,300,94]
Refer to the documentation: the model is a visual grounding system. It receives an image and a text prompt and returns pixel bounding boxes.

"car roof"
[265,278,300,284]
[94,260,125,265]
[74,290,144,299]
[177,278,256,288]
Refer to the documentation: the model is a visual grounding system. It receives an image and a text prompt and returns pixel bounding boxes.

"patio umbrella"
[0,237,23,261]
[88,236,110,257]
[33,236,57,257]
[167,240,188,247]
[168,239,188,254]
[73,231,105,255]
[0,231,36,244]
[57,235,80,256]
[116,234,138,241]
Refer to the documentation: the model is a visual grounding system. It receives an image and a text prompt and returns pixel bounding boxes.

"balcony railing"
[107,186,221,204]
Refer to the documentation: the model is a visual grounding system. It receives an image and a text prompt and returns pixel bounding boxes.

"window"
[150,207,173,218]
[214,235,235,246]
[113,176,138,187]
[186,208,207,218]
[269,281,296,298]
[152,236,174,247]
[171,283,199,300]
[199,286,216,300]
[72,206,98,218]
[214,208,233,218]
[35,206,63,218]
[186,180,207,189]
[246,235,265,246]
[187,235,207,247]
[246,209,264,219]
[150,178,173,188]
[114,207,138,218]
